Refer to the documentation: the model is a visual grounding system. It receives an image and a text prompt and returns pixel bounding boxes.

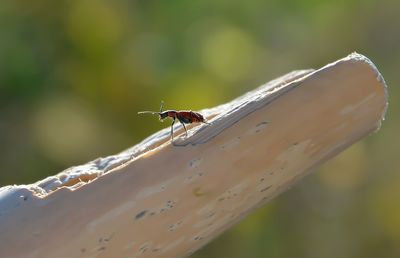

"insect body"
[138,101,208,141]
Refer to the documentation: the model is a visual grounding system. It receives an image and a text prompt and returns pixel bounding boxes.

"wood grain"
[0,53,387,258]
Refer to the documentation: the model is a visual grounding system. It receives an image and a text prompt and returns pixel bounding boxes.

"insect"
[138,101,209,141]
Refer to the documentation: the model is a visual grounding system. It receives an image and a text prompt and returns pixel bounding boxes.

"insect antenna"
[159,100,164,112]
[137,101,165,118]
[137,111,159,115]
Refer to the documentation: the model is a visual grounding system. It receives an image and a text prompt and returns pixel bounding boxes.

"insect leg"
[177,118,188,137]
[170,117,175,141]
[182,121,188,137]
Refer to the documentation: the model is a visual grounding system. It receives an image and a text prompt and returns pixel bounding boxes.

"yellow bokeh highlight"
[31,96,111,164]
[165,74,223,110]
[234,204,274,236]
[201,24,258,82]
[369,178,400,242]
[66,0,125,57]
[318,142,367,191]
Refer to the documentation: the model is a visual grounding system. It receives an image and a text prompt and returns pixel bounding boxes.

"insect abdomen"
[177,111,204,123]
[189,111,205,123]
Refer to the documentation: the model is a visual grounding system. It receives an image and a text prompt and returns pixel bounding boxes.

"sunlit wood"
[0,53,387,258]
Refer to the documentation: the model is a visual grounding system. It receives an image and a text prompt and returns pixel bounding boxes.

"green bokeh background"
[1,1,399,257]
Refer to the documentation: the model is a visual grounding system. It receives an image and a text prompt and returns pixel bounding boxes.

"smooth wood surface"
[0,53,387,258]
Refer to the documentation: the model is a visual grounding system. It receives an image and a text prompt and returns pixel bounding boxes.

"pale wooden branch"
[0,53,387,258]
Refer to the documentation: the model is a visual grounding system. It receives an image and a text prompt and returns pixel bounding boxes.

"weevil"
[138,101,209,142]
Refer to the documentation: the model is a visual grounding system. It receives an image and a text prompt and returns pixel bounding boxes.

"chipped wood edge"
[0,53,388,258]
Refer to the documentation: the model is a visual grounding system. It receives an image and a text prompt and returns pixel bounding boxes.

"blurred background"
[0,0,399,257]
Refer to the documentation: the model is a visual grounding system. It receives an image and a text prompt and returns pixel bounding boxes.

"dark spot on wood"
[207,212,216,218]
[98,237,103,243]
[293,142,299,146]
[104,233,114,242]
[166,200,174,207]
[218,197,225,202]
[152,248,160,252]
[80,248,86,253]
[97,246,106,251]
[140,245,149,253]
[135,210,147,220]
[260,186,272,192]
[189,158,201,168]
[150,212,156,216]
[256,121,269,127]
[260,178,265,182]
[193,187,205,197]
[263,196,268,200]
[102,236,111,242]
